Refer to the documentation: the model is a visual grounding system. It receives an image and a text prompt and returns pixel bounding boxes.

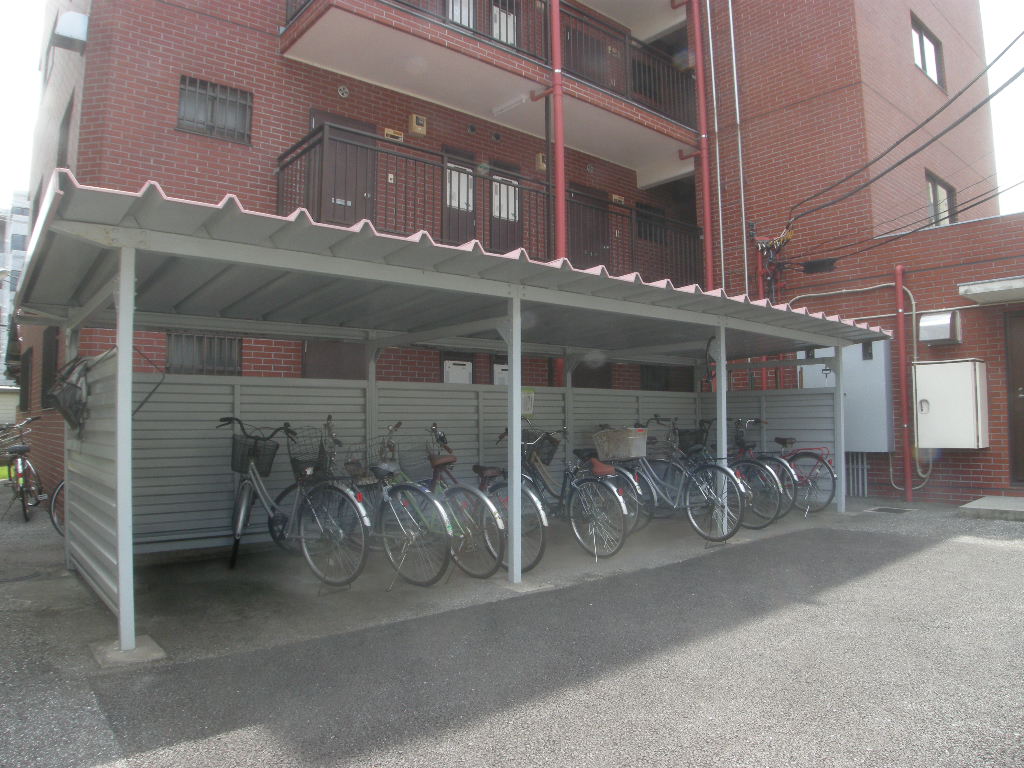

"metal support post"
[501,292,523,583]
[833,348,846,513]
[715,328,729,538]
[114,246,136,652]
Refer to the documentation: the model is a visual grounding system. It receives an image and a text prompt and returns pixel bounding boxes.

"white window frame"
[492,3,517,46]
[446,163,475,212]
[911,17,944,88]
[447,0,474,29]
[491,175,520,222]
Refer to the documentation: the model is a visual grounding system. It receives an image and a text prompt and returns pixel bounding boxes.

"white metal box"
[800,340,894,453]
[913,359,989,449]
[442,359,472,384]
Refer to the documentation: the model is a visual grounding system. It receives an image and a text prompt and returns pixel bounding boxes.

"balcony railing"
[284,0,696,128]
[278,124,702,286]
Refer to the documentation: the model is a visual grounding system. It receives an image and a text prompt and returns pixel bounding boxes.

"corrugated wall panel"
[699,389,836,456]
[67,354,119,612]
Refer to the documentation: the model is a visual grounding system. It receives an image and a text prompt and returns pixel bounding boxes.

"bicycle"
[0,417,46,523]
[602,420,746,543]
[493,420,629,559]
[682,417,786,529]
[769,436,837,514]
[339,422,455,588]
[402,423,506,579]
[218,416,371,586]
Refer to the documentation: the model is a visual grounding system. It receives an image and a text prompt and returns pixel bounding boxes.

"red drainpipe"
[689,0,715,290]
[549,0,568,263]
[894,265,913,501]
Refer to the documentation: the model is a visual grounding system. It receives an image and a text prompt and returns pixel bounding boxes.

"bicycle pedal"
[37,494,48,501]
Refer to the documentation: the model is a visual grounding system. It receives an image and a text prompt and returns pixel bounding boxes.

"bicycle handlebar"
[217,416,294,441]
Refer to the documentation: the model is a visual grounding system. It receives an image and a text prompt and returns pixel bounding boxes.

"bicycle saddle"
[471,464,504,479]
[3,445,30,456]
[429,453,457,468]
[370,461,399,480]
[774,437,796,449]
[587,458,617,477]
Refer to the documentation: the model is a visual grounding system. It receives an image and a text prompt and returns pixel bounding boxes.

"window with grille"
[177,76,253,144]
[492,1,517,45]
[448,0,473,28]
[926,172,956,226]
[167,334,242,375]
[911,16,944,88]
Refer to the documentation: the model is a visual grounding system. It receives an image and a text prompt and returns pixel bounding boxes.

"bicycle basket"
[48,358,90,433]
[676,428,705,451]
[593,428,647,461]
[338,442,376,485]
[524,429,559,465]
[287,426,330,482]
[231,433,279,477]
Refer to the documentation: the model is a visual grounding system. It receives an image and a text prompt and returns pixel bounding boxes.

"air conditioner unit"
[919,310,961,345]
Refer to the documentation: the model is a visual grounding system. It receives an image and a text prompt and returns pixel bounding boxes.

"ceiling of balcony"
[283,7,694,188]
[583,0,688,43]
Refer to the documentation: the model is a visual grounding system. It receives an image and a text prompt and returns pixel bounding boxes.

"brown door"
[568,185,609,269]
[1009,314,1024,482]
[442,150,476,244]
[311,110,377,227]
[488,171,523,253]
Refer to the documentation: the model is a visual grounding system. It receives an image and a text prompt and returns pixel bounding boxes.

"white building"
[0,192,30,388]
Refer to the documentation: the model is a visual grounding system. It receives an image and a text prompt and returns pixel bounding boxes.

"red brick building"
[17,0,1022,502]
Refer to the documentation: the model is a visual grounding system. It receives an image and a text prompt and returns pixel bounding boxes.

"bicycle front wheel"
[789,451,837,513]
[443,484,503,579]
[486,481,547,573]
[229,479,255,569]
[299,483,368,586]
[683,464,743,542]
[381,483,451,587]
[732,459,783,529]
[568,477,627,558]
[50,480,66,536]
[269,484,302,554]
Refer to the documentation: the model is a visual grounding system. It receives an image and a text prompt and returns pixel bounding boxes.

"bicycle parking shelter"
[16,171,888,653]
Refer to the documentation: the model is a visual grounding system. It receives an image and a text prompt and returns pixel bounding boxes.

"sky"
[0,2,1021,214]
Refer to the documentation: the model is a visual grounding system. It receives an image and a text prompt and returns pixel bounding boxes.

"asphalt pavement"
[1,497,1022,767]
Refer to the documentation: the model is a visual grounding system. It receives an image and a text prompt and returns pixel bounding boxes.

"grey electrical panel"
[800,340,894,453]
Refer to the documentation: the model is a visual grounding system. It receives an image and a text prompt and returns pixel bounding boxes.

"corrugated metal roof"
[19,171,888,362]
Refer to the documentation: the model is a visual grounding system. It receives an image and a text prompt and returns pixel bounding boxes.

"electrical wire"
[788,60,1024,228]
[788,177,1024,268]
[791,175,1020,263]
[786,27,1024,223]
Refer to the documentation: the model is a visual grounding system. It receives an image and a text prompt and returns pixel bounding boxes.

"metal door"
[312,111,377,227]
[1009,314,1024,481]
[443,158,476,244]
[568,185,609,269]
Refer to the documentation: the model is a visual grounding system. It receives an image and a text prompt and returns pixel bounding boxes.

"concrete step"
[958,496,1024,522]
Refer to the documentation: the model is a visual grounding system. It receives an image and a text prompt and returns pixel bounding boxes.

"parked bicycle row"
[220,411,837,590]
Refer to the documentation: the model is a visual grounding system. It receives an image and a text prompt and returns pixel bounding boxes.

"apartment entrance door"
[1009,314,1024,482]
[568,185,609,269]
[442,149,477,244]
[311,110,377,227]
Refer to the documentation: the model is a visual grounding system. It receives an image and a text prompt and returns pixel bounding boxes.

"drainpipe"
[549,0,568,262]
[894,265,913,502]
[689,0,715,290]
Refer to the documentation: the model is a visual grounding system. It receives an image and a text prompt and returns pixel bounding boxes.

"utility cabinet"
[913,359,989,449]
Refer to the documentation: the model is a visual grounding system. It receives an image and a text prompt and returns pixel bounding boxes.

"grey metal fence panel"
[130,375,365,553]
[698,389,836,457]
[67,353,119,612]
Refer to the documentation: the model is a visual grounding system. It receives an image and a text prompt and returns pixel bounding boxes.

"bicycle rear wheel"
[299,483,368,586]
[381,483,451,587]
[443,484,503,579]
[683,464,743,542]
[732,459,783,529]
[50,480,66,536]
[788,451,837,513]
[758,454,798,518]
[229,479,255,569]
[568,477,627,558]
[486,481,547,573]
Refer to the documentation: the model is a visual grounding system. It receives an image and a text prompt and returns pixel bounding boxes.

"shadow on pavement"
[90,526,938,762]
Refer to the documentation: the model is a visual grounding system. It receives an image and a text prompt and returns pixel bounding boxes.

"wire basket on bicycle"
[592,428,646,462]
[230,432,279,477]
[645,423,677,460]
[286,426,330,482]
[524,428,559,465]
